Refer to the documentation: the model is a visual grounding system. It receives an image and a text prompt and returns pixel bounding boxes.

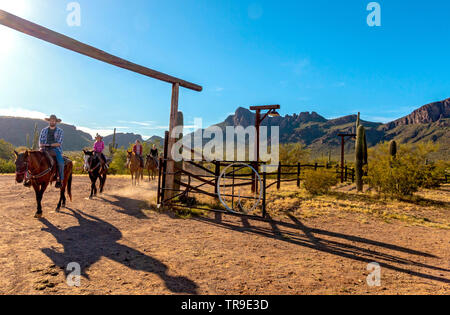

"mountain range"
[0,98,448,158]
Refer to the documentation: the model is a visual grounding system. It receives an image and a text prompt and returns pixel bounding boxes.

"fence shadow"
[193,213,450,284]
[40,208,198,294]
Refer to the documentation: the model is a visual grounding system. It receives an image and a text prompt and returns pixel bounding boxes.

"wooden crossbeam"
[0,10,202,92]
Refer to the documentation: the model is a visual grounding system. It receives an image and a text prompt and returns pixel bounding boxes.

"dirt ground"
[0,175,448,295]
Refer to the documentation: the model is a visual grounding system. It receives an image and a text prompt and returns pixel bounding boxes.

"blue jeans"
[51,148,64,182]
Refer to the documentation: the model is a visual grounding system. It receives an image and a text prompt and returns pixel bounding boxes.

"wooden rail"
[0,10,202,92]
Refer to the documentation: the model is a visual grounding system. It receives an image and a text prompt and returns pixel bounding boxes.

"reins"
[25,152,53,180]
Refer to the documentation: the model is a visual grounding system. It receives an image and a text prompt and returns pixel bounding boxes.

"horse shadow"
[194,213,450,284]
[98,195,151,220]
[39,208,198,294]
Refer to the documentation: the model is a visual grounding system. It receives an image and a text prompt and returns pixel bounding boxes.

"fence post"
[214,161,220,196]
[351,168,355,183]
[262,171,267,218]
[277,162,281,190]
[161,131,169,204]
[297,162,301,188]
[314,162,318,171]
[345,165,348,182]
[157,157,162,204]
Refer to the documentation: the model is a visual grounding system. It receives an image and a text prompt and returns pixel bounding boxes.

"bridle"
[86,154,101,173]
[17,152,53,180]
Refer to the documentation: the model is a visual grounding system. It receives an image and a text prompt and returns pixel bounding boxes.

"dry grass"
[168,177,450,229]
[265,182,450,229]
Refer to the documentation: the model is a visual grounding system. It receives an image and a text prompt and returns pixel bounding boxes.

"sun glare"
[0,0,31,56]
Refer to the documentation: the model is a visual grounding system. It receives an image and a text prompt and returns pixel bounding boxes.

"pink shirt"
[93,141,104,153]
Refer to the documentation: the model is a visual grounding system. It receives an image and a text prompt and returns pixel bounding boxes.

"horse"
[127,151,143,186]
[83,150,108,199]
[145,154,159,181]
[14,150,73,218]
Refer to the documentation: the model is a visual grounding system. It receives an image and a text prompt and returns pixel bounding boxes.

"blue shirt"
[39,126,64,153]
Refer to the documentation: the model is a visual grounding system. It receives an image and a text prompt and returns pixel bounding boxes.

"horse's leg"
[33,183,42,218]
[100,173,106,193]
[34,182,48,218]
[89,174,95,199]
[93,176,98,196]
[56,186,66,211]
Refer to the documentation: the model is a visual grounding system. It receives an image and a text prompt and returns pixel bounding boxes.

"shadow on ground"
[39,208,198,294]
[99,195,151,219]
[194,213,450,284]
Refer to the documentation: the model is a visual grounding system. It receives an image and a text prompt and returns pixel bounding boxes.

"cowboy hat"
[95,133,103,140]
[44,114,62,123]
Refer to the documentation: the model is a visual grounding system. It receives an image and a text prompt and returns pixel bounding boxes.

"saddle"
[42,150,71,181]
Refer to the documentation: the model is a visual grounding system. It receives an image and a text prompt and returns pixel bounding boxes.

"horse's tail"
[67,172,73,202]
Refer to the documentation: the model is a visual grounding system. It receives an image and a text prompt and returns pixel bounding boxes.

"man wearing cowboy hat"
[37,114,65,188]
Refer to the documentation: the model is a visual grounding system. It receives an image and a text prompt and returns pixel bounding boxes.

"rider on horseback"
[133,139,145,168]
[93,134,108,170]
[150,144,159,168]
[34,114,65,189]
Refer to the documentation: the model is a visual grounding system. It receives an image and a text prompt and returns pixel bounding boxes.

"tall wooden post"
[340,135,345,183]
[165,83,180,200]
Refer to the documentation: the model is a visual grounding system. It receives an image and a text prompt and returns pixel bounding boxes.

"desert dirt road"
[0,175,448,294]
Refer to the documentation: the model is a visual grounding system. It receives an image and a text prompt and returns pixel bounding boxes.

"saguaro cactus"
[26,134,30,149]
[109,128,118,155]
[389,140,397,158]
[32,123,39,150]
[355,125,365,192]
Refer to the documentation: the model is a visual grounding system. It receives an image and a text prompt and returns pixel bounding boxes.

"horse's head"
[14,150,29,183]
[82,150,94,172]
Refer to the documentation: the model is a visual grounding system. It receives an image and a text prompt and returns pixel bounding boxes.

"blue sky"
[0,0,449,139]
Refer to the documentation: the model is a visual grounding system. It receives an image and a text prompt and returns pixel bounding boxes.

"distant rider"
[133,139,144,168]
[150,144,159,168]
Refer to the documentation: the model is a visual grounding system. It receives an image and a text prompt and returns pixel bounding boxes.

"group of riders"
[23,114,159,188]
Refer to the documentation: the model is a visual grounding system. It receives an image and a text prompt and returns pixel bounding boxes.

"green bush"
[109,148,129,175]
[303,169,338,195]
[0,139,14,160]
[0,159,15,174]
[367,141,441,197]
[279,143,310,165]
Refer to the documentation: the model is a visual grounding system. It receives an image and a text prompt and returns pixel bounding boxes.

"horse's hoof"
[34,213,43,219]
[55,208,60,213]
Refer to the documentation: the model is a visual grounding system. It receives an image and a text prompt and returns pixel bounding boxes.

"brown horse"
[14,150,73,218]
[145,154,158,181]
[127,151,143,186]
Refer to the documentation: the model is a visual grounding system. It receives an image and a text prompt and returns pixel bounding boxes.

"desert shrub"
[367,142,441,197]
[0,159,15,174]
[279,143,310,165]
[0,139,14,160]
[303,169,338,195]
[109,148,129,175]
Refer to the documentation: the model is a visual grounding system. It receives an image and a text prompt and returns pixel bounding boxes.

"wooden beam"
[250,105,280,110]
[0,10,202,92]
